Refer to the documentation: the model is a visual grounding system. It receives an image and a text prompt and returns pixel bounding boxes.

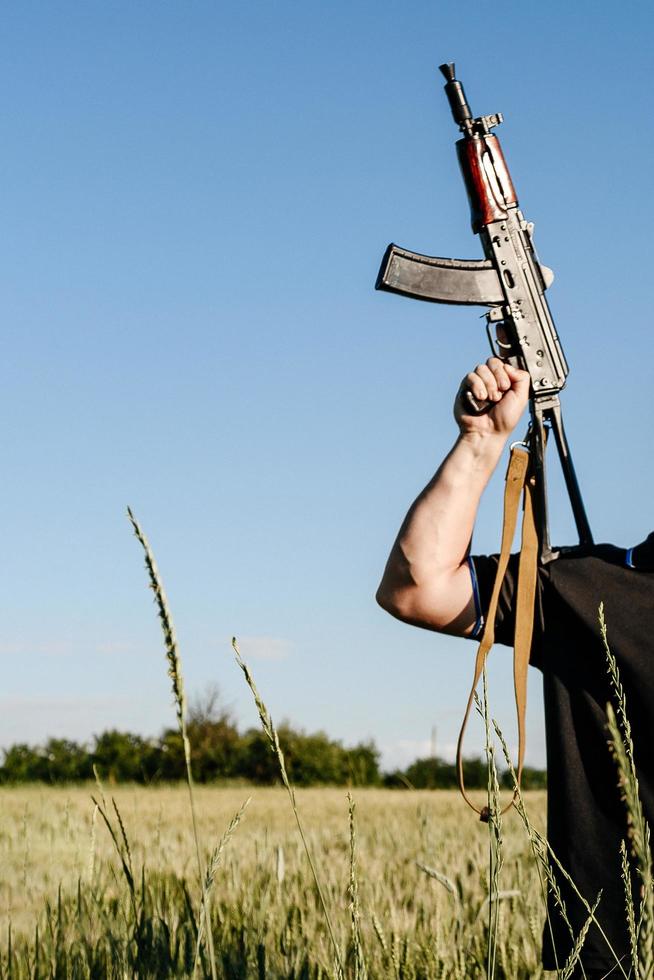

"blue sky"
[0,1,652,771]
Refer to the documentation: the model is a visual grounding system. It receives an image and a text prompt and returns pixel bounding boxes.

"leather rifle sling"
[512,464,538,799]
[456,445,538,820]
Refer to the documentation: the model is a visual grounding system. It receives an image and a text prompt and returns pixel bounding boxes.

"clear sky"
[0,0,652,771]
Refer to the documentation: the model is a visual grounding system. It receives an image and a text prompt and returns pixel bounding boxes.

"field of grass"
[2,517,631,977]
[0,783,551,978]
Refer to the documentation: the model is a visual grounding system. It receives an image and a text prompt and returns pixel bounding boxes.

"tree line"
[0,693,546,788]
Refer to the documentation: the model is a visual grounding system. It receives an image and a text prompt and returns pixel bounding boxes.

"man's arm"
[376,357,530,636]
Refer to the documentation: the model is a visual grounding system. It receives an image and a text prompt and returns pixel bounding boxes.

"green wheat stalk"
[127,507,218,980]
[347,792,367,980]
[193,797,251,973]
[90,796,137,921]
[558,891,602,980]
[370,911,390,961]
[477,670,503,980]
[233,636,345,980]
[621,839,639,977]
[606,702,654,978]
[602,603,654,979]
[494,720,629,979]
[88,803,98,884]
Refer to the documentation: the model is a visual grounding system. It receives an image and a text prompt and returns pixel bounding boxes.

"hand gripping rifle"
[376,63,592,562]
[376,64,593,817]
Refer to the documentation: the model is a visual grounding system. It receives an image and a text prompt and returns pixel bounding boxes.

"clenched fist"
[454,357,530,439]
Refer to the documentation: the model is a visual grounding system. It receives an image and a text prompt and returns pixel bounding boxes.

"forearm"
[376,430,507,632]
[376,357,529,634]
[404,431,506,568]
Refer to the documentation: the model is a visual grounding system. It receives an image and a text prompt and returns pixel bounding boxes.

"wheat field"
[0,518,625,977]
[0,783,551,978]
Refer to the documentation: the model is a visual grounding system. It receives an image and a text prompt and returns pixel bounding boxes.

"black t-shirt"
[471,535,654,973]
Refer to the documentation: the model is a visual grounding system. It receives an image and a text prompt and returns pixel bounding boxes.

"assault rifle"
[376,63,592,561]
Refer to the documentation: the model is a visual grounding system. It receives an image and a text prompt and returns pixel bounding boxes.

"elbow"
[376,566,468,634]
[375,580,415,622]
[375,582,394,614]
[376,552,420,621]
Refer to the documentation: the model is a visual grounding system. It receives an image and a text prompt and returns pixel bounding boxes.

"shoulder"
[549,534,654,573]
[547,542,628,568]
[545,540,654,604]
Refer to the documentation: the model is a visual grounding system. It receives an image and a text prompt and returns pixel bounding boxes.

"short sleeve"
[468,553,549,669]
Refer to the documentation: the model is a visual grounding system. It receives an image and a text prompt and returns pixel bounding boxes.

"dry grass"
[0,783,549,977]
[0,517,640,976]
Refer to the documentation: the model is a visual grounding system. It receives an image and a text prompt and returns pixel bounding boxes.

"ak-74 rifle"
[376,63,592,562]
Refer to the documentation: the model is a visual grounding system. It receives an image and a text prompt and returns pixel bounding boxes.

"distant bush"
[500,764,547,790]
[384,755,547,790]
[0,693,384,786]
[0,691,545,787]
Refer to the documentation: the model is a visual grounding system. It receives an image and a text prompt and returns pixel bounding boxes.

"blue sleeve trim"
[467,556,484,638]
[625,547,636,569]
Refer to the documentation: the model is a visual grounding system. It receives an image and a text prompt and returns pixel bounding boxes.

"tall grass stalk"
[558,892,602,980]
[601,603,654,979]
[193,797,251,974]
[477,669,503,979]
[494,721,629,979]
[606,702,653,979]
[621,839,639,977]
[127,507,218,980]
[232,637,345,980]
[90,796,136,911]
[347,792,366,980]
[88,803,98,884]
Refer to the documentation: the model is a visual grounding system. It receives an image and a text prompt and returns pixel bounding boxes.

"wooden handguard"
[456,135,518,233]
